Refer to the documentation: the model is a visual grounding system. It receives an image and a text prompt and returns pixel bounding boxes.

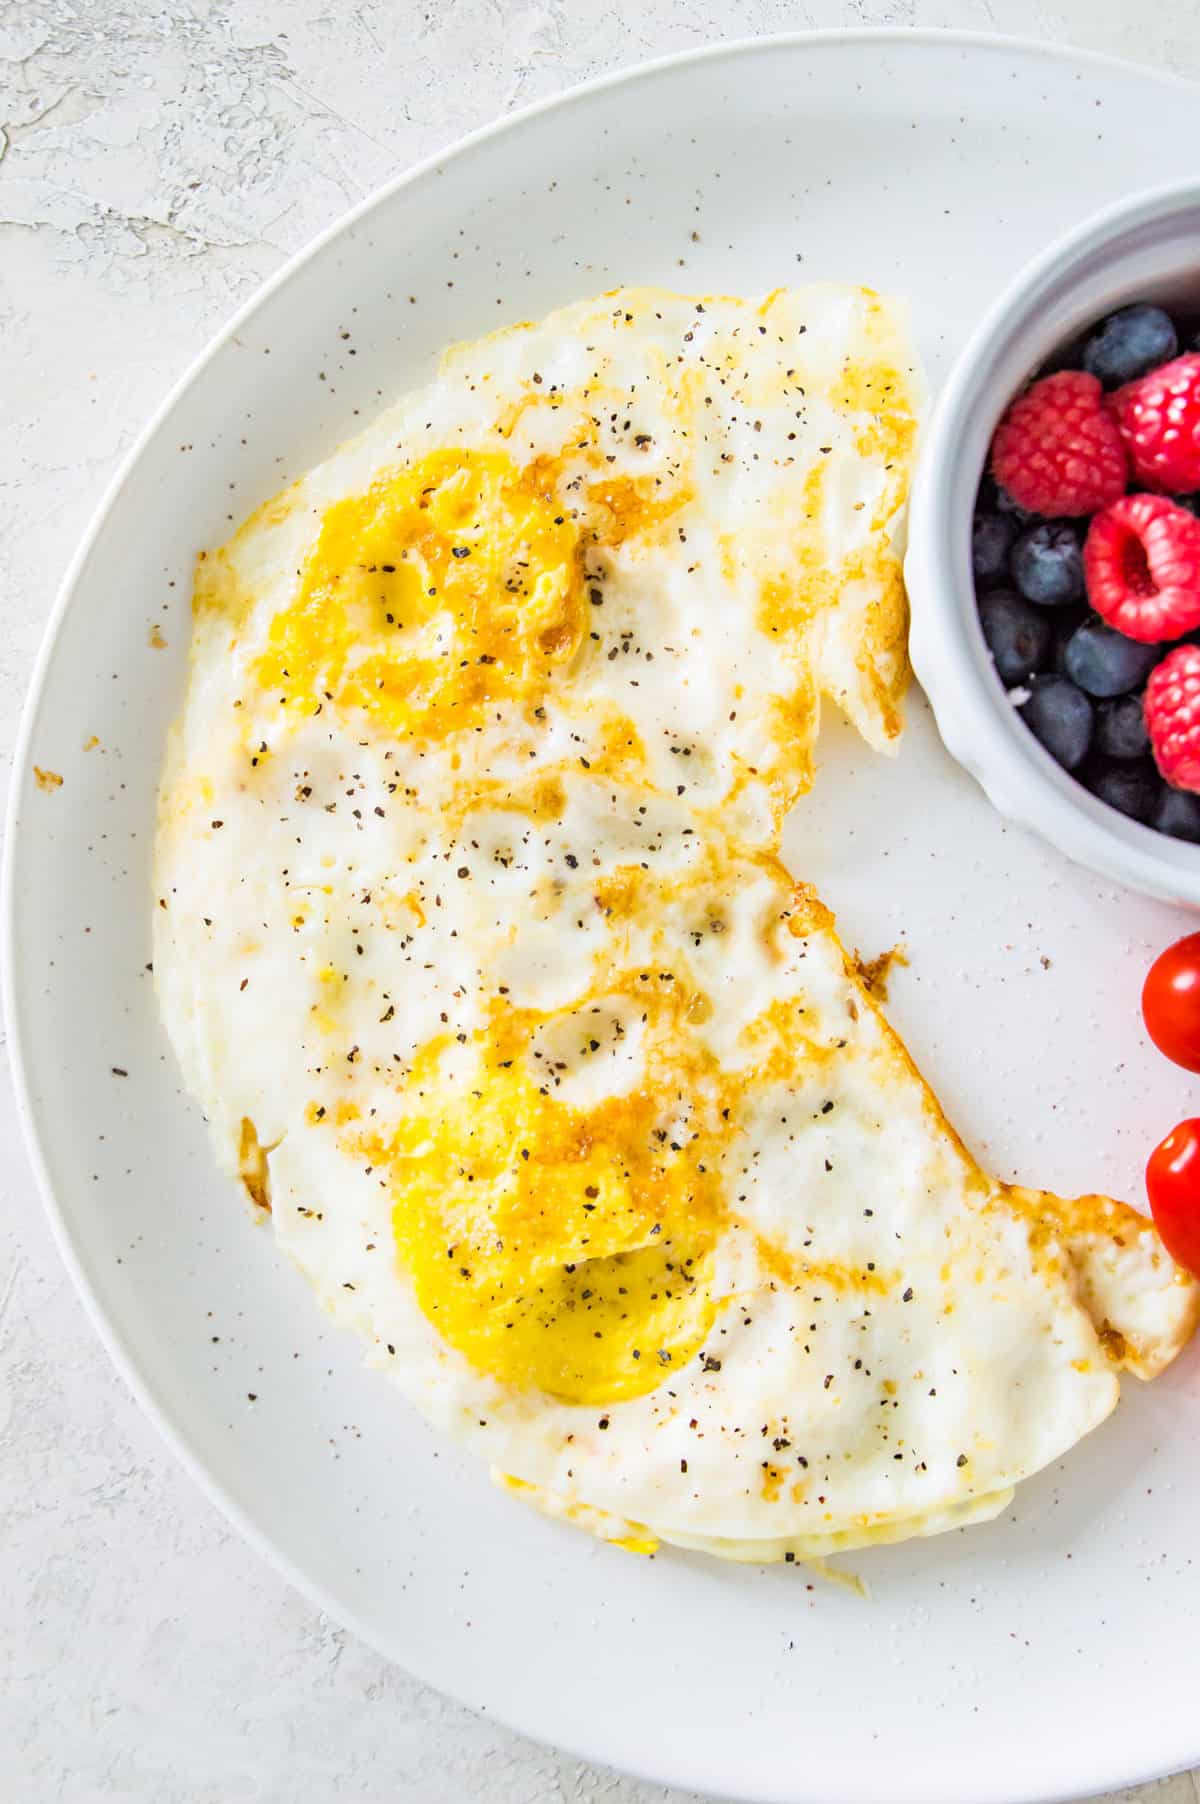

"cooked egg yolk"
[256,448,585,743]
[360,1009,723,1404]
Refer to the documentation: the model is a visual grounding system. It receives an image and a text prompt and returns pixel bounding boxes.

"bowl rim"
[906,174,1200,907]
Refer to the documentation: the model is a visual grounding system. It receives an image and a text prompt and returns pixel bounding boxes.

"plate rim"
[6,29,1200,1804]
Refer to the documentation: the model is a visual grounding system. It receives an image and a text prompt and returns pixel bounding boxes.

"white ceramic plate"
[9,32,1200,1804]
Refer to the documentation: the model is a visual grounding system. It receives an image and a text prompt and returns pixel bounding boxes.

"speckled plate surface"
[8,32,1200,1804]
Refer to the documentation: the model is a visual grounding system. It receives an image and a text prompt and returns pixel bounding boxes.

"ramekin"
[906,179,1200,905]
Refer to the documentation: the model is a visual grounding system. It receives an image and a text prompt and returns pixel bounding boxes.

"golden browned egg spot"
[256,448,585,745]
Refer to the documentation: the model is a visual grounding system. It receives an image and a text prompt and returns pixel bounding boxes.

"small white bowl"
[906,178,1200,906]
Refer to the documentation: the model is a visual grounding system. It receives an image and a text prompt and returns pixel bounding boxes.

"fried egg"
[155,287,1199,1563]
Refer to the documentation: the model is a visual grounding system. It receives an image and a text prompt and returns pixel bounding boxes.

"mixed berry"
[975,301,1200,844]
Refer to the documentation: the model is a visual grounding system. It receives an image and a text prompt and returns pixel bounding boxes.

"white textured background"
[4,5,1200,1801]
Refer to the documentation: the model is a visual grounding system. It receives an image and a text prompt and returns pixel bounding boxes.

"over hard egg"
[155,287,1198,1564]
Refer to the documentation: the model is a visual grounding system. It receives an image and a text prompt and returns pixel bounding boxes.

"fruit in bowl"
[975,303,1200,843]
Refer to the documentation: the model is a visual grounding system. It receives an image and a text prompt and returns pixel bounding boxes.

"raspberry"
[990,371,1128,516]
[1110,352,1200,492]
[1083,494,1200,643]
[1145,645,1200,793]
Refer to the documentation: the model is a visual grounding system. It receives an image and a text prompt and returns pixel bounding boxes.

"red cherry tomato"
[1142,931,1200,1072]
[1146,1119,1200,1278]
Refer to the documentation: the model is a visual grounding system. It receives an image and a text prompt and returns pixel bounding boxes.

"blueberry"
[1153,785,1200,843]
[1018,675,1093,771]
[972,511,1016,587]
[1011,520,1084,606]
[1051,606,1089,674]
[978,590,1053,685]
[1063,620,1162,698]
[976,473,1000,512]
[1094,693,1150,760]
[994,485,1034,524]
[1081,304,1178,388]
[1084,757,1160,822]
